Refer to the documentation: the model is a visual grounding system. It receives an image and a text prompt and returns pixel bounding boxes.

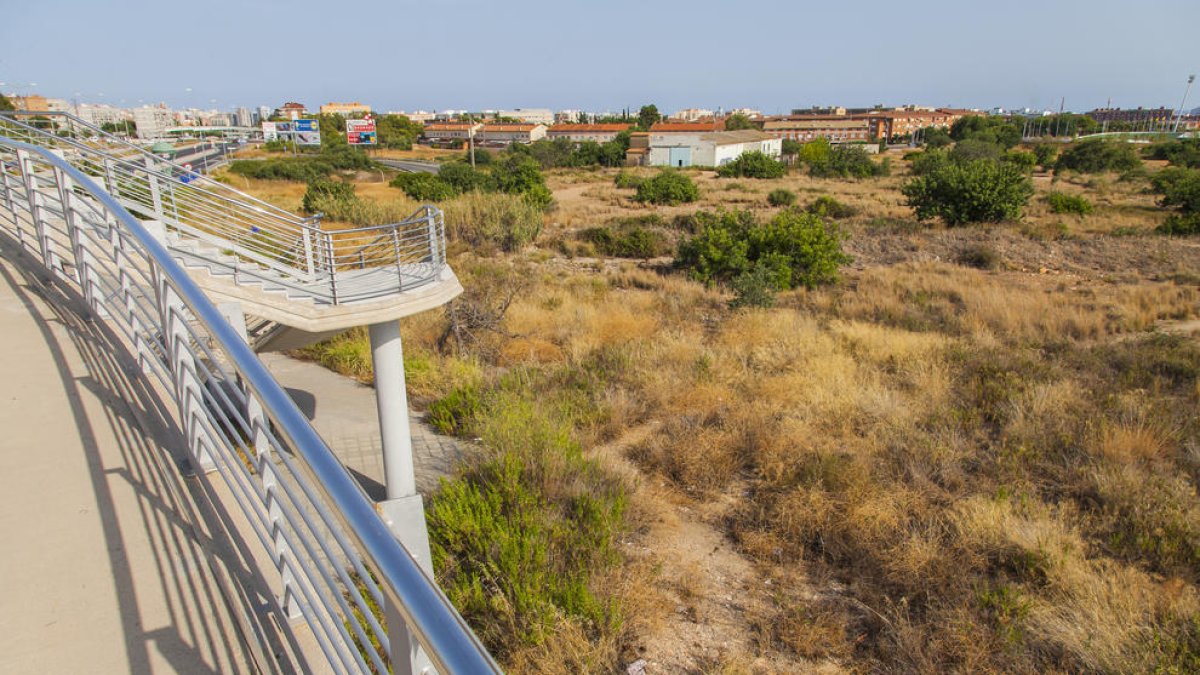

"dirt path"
[590,422,816,673]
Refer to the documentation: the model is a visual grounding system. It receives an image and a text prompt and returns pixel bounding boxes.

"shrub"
[908,148,951,176]
[1151,167,1200,235]
[716,151,786,179]
[729,262,778,308]
[302,178,355,213]
[228,157,333,182]
[676,209,850,289]
[635,170,700,205]
[1055,139,1142,174]
[613,171,644,189]
[902,159,1034,226]
[438,162,493,194]
[805,195,858,219]
[443,191,543,251]
[1032,143,1059,168]
[390,172,456,201]
[1145,138,1200,168]
[1004,150,1038,172]
[809,144,887,179]
[767,189,797,207]
[1045,192,1094,216]
[958,243,1001,270]
[950,139,1005,164]
[579,226,669,259]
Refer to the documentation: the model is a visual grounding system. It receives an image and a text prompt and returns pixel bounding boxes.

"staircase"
[0,111,462,350]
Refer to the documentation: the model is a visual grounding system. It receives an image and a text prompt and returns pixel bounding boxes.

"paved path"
[0,253,254,673]
[258,353,468,501]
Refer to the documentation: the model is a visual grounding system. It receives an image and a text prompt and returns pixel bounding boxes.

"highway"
[376,158,440,174]
[172,142,234,174]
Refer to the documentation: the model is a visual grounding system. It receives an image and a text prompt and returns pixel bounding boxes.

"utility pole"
[1173,74,1196,133]
[467,113,476,168]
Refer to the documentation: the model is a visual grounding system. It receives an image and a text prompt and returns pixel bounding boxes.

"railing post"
[426,208,441,266]
[144,155,164,217]
[102,157,120,197]
[324,232,339,304]
[18,148,62,273]
[153,267,216,474]
[54,167,106,317]
[301,226,316,278]
[0,160,20,240]
[218,302,305,622]
[392,224,404,288]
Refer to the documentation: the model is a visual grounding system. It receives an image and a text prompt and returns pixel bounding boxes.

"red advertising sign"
[346,118,377,145]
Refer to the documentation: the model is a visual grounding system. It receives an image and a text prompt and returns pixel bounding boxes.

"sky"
[2,0,1198,115]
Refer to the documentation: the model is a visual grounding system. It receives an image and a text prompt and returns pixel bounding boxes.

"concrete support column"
[368,319,435,675]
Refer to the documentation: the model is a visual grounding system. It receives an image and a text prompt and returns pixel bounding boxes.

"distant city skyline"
[2,0,1197,116]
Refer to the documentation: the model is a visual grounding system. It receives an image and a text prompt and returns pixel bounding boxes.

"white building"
[235,107,253,127]
[672,108,715,122]
[387,110,436,123]
[479,124,547,144]
[257,105,271,123]
[77,104,130,129]
[423,123,482,141]
[498,108,554,125]
[546,124,631,143]
[133,105,175,139]
[648,130,782,168]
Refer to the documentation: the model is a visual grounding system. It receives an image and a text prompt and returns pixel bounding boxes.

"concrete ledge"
[189,265,464,333]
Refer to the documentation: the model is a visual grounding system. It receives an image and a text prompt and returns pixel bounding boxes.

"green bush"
[1004,150,1038,172]
[716,151,786,179]
[676,209,850,289]
[805,195,858,219]
[809,144,888,178]
[1145,138,1200,168]
[427,388,626,657]
[228,157,333,182]
[1151,167,1200,235]
[902,159,1034,226]
[729,262,778,309]
[613,171,644,189]
[1032,143,1059,167]
[950,139,1005,163]
[908,149,951,176]
[635,170,700,205]
[1055,139,1142,174]
[767,188,796,207]
[958,244,1001,270]
[301,178,355,213]
[579,225,669,259]
[439,162,493,194]
[390,172,456,201]
[1045,191,1094,215]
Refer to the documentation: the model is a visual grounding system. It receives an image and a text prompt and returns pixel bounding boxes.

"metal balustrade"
[0,112,446,305]
[0,139,499,673]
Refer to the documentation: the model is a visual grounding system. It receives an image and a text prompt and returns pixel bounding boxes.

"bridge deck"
[0,251,255,674]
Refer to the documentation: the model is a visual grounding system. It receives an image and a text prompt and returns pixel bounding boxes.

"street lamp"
[1173,74,1196,134]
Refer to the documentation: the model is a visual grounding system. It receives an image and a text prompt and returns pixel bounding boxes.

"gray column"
[369,320,416,500]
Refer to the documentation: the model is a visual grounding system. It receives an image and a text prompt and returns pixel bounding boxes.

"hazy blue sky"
[2,0,1197,114]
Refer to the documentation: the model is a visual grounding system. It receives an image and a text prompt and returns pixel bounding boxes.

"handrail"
[0,139,500,673]
[0,111,449,306]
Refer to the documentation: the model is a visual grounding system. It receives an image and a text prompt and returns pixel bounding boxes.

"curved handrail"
[0,139,499,674]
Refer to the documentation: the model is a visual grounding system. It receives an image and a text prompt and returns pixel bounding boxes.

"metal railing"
[0,139,498,673]
[0,112,447,305]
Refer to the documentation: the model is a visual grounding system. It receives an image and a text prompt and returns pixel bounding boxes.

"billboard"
[294,119,321,146]
[261,121,277,141]
[346,118,377,145]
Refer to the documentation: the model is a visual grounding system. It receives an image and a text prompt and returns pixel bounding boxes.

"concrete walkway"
[0,254,254,673]
[259,353,468,501]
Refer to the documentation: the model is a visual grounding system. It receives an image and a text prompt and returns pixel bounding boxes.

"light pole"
[1173,75,1196,134]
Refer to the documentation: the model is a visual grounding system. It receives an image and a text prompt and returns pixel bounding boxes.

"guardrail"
[0,112,446,305]
[0,138,499,673]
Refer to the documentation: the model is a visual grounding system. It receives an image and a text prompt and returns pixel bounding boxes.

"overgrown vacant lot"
[227,146,1200,673]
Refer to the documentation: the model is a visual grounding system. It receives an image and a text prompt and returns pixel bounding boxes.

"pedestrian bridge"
[0,112,498,674]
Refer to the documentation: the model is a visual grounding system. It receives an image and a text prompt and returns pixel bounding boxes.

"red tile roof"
[547,124,632,133]
[650,122,726,132]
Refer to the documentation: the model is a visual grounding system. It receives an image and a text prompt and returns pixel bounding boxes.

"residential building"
[274,102,307,120]
[9,94,51,111]
[76,104,130,129]
[498,108,554,125]
[546,123,632,143]
[1087,106,1176,125]
[761,115,871,143]
[320,101,372,116]
[256,106,272,124]
[650,121,727,134]
[422,123,482,141]
[672,108,715,122]
[730,108,763,118]
[863,108,972,141]
[386,110,436,123]
[648,129,782,168]
[555,109,584,124]
[235,107,253,127]
[133,105,175,139]
[479,123,547,144]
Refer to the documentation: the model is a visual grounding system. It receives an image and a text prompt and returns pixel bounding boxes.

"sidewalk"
[0,253,253,674]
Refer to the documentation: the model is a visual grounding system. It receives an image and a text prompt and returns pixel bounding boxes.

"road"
[173,142,234,174]
[376,158,440,174]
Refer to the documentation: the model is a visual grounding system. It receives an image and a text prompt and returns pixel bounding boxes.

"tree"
[1032,143,1058,168]
[902,159,1034,226]
[809,144,887,178]
[725,113,755,131]
[390,173,456,201]
[920,126,953,148]
[781,139,803,156]
[439,162,493,193]
[716,151,786,179]
[0,93,13,111]
[637,104,661,131]
[376,114,423,150]
[318,114,347,149]
[950,115,1022,149]
[635,170,699,205]
[796,138,832,166]
[492,154,553,208]
[1054,139,1142,174]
